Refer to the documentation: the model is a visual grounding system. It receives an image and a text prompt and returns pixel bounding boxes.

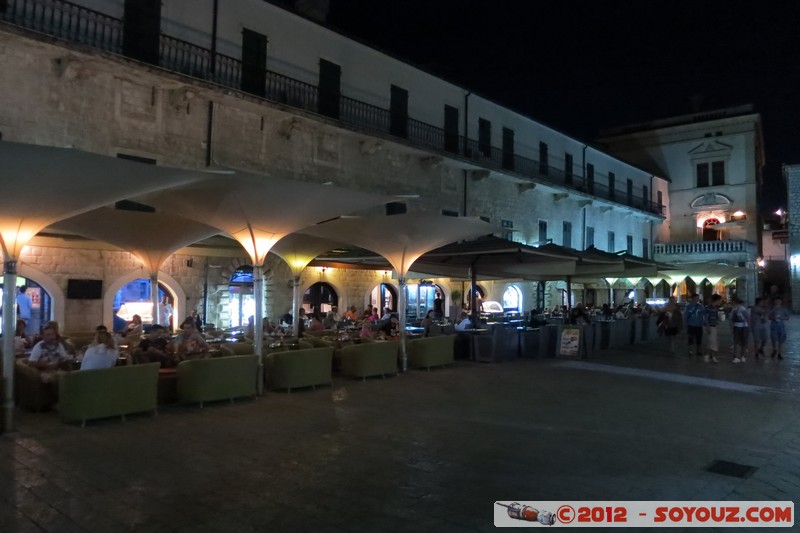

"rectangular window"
[657,190,663,208]
[586,163,594,193]
[607,231,615,253]
[564,153,573,185]
[627,179,633,205]
[608,172,616,200]
[318,59,341,119]
[501,219,514,241]
[643,185,649,210]
[538,220,548,243]
[539,142,549,175]
[441,209,459,217]
[502,127,515,170]
[478,118,491,157]
[697,163,710,187]
[444,105,459,153]
[626,235,633,254]
[389,85,409,138]
[562,221,572,249]
[241,29,268,97]
[585,226,595,249]
[712,161,725,185]
[642,238,649,259]
[480,216,490,223]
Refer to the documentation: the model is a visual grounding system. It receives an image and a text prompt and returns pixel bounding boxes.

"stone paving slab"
[1,319,798,531]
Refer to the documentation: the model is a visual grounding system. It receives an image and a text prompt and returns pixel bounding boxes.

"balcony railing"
[1,0,665,217]
[653,240,756,256]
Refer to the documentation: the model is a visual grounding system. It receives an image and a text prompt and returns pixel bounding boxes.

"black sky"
[328,0,800,214]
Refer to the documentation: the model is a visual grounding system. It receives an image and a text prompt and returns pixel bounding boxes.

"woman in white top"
[80,330,119,371]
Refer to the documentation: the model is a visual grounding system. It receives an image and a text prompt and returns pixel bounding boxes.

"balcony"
[653,240,757,264]
[1,0,665,217]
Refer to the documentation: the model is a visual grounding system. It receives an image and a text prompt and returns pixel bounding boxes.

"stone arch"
[103,269,186,331]
[367,281,400,312]
[17,263,65,326]
[299,277,347,312]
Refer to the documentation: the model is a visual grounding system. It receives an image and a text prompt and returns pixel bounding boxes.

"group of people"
[661,293,790,363]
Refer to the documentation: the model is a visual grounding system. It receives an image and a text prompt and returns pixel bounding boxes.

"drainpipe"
[205,101,214,167]
[582,205,587,250]
[463,91,472,217]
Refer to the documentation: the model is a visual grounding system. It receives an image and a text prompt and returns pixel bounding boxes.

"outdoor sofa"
[340,341,399,380]
[407,334,455,370]
[58,362,160,427]
[264,346,333,392]
[176,354,259,407]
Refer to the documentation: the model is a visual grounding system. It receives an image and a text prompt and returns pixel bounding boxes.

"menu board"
[559,326,581,358]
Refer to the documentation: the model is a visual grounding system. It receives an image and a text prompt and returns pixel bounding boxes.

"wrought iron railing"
[1,0,665,216]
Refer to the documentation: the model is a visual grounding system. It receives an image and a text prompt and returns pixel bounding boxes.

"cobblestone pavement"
[1,320,798,532]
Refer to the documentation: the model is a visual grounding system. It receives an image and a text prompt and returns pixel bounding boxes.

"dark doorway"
[390,85,408,138]
[123,0,161,64]
[703,218,720,241]
[444,105,459,153]
[535,282,546,310]
[241,29,268,97]
[318,59,341,119]
[303,282,338,315]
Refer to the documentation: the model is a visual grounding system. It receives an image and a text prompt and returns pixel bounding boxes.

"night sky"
[328,0,800,216]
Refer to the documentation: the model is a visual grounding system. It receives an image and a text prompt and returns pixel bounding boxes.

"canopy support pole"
[150,273,160,327]
[566,275,572,310]
[398,276,408,372]
[292,276,301,332]
[3,260,18,433]
[254,263,264,394]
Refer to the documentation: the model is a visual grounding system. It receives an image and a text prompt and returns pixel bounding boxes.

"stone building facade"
[0,0,680,332]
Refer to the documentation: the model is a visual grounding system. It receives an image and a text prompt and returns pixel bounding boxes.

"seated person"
[359,322,375,339]
[309,313,325,331]
[80,330,119,371]
[344,305,359,321]
[380,307,393,321]
[262,317,277,338]
[27,325,70,373]
[420,310,434,336]
[124,314,144,336]
[172,318,209,358]
[455,311,473,331]
[133,325,176,367]
[387,314,401,338]
[14,318,32,355]
[322,311,337,330]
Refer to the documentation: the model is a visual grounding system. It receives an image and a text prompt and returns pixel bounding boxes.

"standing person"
[704,294,723,363]
[664,297,683,353]
[730,297,750,363]
[767,297,790,360]
[158,294,173,329]
[16,285,33,334]
[684,293,707,356]
[749,297,769,360]
[433,292,444,319]
[190,309,203,332]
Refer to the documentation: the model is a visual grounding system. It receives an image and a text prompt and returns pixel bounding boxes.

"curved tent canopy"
[271,234,347,277]
[300,213,498,276]
[0,141,218,260]
[48,207,222,275]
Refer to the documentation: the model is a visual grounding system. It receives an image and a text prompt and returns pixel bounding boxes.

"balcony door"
[318,59,341,119]
[241,29,268,97]
[123,0,161,64]
[702,218,720,241]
